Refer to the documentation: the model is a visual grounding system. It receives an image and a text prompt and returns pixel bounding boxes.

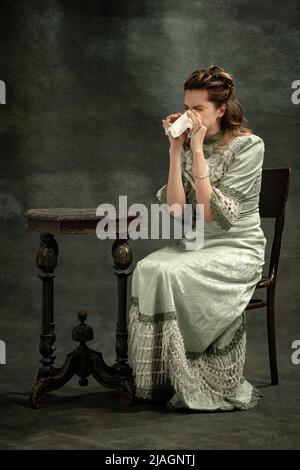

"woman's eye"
[184,108,203,112]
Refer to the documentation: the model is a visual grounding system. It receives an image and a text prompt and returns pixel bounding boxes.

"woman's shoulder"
[229,132,265,169]
[232,132,265,151]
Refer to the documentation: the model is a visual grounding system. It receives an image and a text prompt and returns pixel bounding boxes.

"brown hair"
[182,64,252,149]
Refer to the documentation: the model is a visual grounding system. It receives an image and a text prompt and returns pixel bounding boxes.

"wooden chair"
[246,168,291,385]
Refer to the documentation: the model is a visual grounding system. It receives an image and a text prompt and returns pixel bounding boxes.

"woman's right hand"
[162,112,187,151]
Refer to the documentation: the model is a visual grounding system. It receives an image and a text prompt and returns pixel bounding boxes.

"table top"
[24,208,140,235]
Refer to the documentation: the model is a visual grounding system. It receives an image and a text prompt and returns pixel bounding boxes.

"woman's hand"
[187,110,207,154]
[162,112,187,151]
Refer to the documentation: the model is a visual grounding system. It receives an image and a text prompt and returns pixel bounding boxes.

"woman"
[128,65,267,411]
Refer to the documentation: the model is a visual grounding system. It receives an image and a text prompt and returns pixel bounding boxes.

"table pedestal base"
[29,311,134,409]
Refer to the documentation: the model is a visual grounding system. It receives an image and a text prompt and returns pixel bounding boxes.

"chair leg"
[266,283,279,385]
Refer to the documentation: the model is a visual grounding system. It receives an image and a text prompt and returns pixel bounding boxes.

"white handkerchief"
[164,112,193,138]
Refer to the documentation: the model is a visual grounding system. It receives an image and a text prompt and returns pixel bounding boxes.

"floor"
[1,313,300,450]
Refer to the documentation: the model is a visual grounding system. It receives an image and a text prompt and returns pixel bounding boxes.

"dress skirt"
[128,215,266,411]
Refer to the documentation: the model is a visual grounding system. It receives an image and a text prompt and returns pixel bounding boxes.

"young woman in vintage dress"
[127,65,267,411]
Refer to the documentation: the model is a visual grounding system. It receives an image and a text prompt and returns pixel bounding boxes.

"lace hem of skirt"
[128,297,262,411]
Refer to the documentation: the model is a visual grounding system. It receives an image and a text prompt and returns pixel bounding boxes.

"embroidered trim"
[210,190,232,231]
[216,182,247,202]
[206,313,246,356]
[209,183,246,231]
[141,312,177,323]
[184,314,246,359]
[130,296,246,357]
[131,295,177,323]
[128,296,261,410]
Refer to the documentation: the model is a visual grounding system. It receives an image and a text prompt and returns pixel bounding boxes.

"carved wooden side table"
[24,208,137,409]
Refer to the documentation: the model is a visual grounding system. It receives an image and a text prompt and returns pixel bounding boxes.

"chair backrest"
[259,168,291,284]
[259,168,291,218]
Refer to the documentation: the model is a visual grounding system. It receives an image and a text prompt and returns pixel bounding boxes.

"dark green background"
[0,0,299,450]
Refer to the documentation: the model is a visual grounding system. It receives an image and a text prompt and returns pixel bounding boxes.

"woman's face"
[183,89,225,131]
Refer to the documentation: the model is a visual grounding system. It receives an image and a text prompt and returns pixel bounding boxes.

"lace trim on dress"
[131,296,177,323]
[210,183,247,231]
[128,295,262,410]
[135,381,263,411]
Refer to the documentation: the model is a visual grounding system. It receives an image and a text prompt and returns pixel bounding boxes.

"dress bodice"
[180,132,265,231]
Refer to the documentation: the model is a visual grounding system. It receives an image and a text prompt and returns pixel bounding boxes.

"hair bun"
[209,66,234,92]
[224,77,234,90]
[216,74,234,89]
[183,65,236,100]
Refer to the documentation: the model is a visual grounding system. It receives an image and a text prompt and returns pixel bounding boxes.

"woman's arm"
[192,149,215,222]
[166,147,186,218]
[185,110,215,223]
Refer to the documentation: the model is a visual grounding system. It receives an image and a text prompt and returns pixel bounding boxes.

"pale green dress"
[128,129,267,411]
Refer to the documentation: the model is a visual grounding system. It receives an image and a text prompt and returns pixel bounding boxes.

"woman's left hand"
[187,110,207,153]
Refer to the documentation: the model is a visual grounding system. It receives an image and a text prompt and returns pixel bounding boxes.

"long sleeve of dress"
[209,135,265,231]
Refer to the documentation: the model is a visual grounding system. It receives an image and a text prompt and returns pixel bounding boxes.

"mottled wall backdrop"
[0,0,299,395]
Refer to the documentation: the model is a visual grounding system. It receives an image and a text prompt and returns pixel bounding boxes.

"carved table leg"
[37,233,58,373]
[110,237,133,380]
[30,234,62,407]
